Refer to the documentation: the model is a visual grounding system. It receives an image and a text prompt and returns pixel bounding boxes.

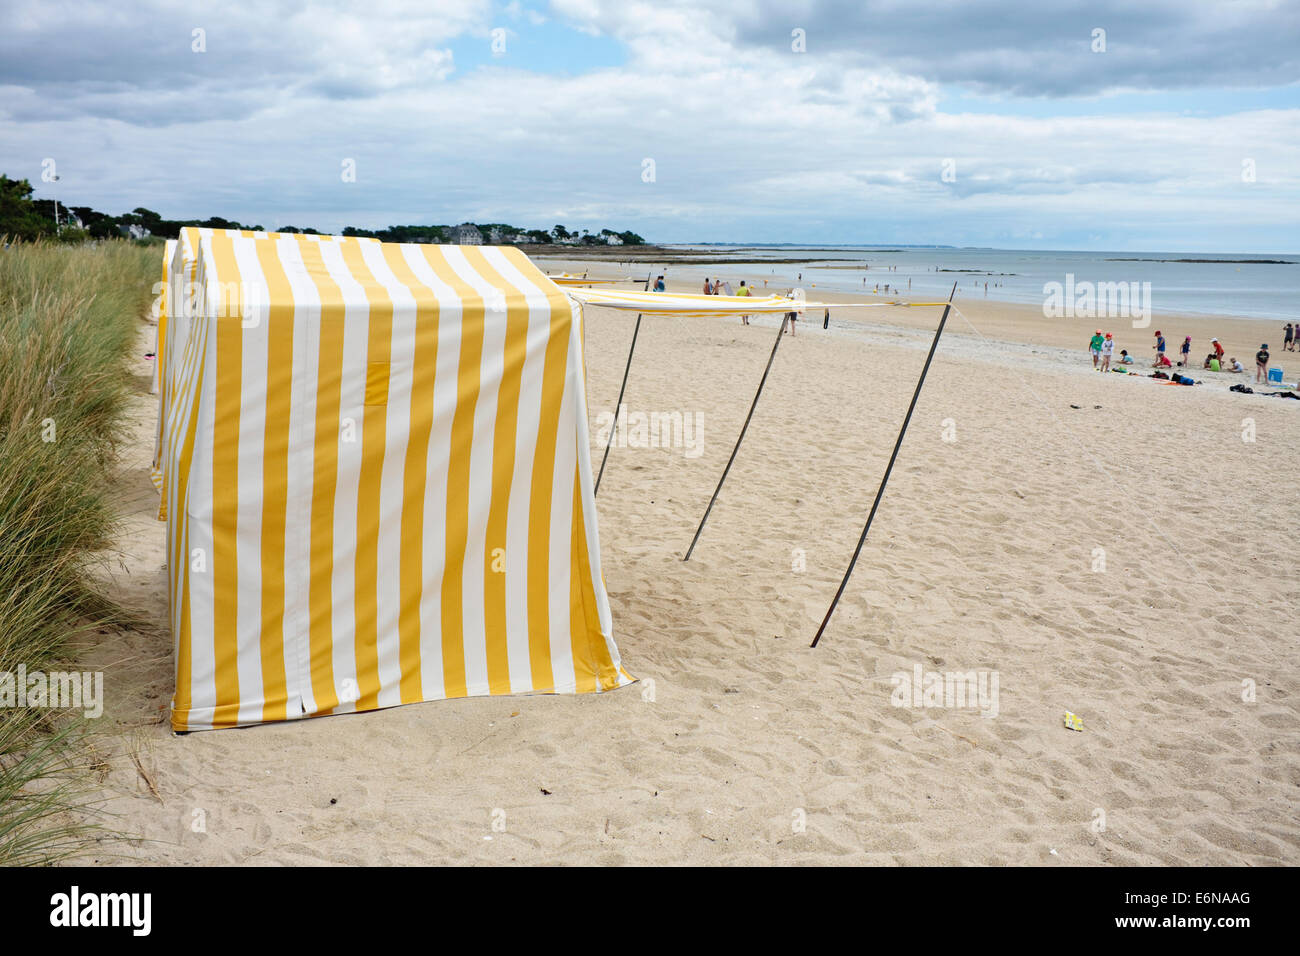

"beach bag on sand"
[1229,383,1254,394]
[1152,371,1169,379]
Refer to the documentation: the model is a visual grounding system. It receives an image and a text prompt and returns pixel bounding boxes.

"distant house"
[488,226,504,244]
[454,223,482,245]
[117,223,151,240]
[604,234,624,246]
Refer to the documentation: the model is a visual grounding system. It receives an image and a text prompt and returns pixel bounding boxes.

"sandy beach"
[78,266,1298,866]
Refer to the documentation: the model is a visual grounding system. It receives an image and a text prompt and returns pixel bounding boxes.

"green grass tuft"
[0,237,157,863]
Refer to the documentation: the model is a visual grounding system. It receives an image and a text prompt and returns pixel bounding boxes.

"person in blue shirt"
[1152,330,1166,367]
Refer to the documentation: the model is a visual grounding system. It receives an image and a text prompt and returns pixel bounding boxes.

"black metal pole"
[594,273,651,496]
[810,283,957,648]
[683,311,790,560]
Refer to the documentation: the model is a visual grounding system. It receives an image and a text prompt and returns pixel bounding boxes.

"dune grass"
[0,238,157,863]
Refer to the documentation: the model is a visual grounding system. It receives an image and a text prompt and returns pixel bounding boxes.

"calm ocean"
[663,246,1299,322]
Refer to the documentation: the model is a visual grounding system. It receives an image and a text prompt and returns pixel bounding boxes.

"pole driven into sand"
[810,282,957,648]
[683,311,791,560]
[595,272,651,495]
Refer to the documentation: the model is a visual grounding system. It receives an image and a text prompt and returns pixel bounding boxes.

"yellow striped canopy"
[158,234,631,730]
[565,287,887,316]
[546,275,630,286]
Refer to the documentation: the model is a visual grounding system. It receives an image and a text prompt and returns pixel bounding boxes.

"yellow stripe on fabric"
[567,476,597,694]
[171,322,209,731]
[377,244,438,705]
[208,240,245,724]
[414,246,486,700]
[461,247,529,696]
[165,304,206,609]
[297,242,346,715]
[570,468,619,690]
[338,242,392,712]
[252,241,295,723]
[525,284,575,693]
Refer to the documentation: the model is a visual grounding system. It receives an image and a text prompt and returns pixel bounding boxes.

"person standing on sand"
[1256,343,1270,382]
[736,280,752,325]
[1088,329,1104,368]
[1180,335,1192,367]
[1153,330,1167,366]
[654,275,666,292]
[1285,322,1294,351]
[1101,333,1114,372]
[703,278,713,294]
[1211,337,1225,363]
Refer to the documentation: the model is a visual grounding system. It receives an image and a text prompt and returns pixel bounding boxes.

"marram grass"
[0,238,157,864]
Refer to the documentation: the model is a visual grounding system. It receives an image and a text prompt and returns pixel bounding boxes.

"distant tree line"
[340,222,644,246]
[0,174,645,246]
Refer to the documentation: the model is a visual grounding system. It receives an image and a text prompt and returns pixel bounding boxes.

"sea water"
[661,246,1299,321]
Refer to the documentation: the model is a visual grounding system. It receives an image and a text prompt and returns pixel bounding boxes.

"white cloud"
[1,0,1296,249]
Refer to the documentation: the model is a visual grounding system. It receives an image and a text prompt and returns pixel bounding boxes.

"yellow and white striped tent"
[152,228,381,510]
[158,233,631,730]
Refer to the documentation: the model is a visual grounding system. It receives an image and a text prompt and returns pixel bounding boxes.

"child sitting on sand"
[1119,349,1134,364]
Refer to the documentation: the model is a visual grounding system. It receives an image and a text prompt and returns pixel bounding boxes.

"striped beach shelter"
[151,229,379,507]
[158,234,631,730]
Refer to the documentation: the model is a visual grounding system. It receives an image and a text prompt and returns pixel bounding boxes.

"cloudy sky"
[3,0,1298,250]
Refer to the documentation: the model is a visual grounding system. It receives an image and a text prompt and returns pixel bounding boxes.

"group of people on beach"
[701,276,756,324]
[1090,328,1274,382]
[1150,329,1257,376]
[1086,330,1130,372]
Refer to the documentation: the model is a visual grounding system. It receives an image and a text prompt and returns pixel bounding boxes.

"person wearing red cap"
[1100,332,1115,372]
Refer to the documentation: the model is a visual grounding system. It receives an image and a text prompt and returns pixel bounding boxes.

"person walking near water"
[1285,322,1295,352]
[703,278,713,295]
[735,280,752,325]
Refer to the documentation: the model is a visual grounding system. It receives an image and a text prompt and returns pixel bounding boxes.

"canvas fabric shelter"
[151,229,381,510]
[158,234,630,730]
[564,287,886,316]
[148,238,177,397]
[546,275,632,286]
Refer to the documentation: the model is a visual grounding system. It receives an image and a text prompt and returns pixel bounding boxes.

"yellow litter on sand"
[1063,711,1084,732]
